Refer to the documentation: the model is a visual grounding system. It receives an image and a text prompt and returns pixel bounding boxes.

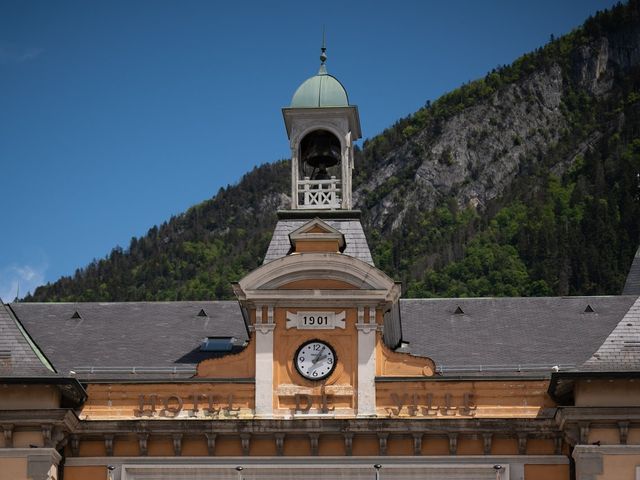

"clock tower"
[229,45,430,420]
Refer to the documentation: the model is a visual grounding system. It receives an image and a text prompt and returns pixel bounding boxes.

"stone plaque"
[286,311,346,329]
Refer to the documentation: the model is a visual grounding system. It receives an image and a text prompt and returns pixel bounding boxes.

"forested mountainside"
[25,1,640,302]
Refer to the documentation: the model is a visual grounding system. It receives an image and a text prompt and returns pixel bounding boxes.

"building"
[1,47,640,480]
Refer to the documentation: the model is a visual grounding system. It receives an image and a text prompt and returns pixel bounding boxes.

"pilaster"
[356,306,377,417]
[255,305,275,418]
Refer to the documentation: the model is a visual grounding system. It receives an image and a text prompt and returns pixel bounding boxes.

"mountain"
[25,1,640,302]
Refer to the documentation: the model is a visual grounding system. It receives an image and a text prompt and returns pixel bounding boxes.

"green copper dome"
[290,65,349,108]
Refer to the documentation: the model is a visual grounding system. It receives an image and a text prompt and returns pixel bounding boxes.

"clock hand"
[312,346,326,363]
[308,356,328,373]
[312,354,327,365]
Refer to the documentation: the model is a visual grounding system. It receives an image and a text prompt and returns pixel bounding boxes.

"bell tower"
[282,43,361,210]
[232,42,414,422]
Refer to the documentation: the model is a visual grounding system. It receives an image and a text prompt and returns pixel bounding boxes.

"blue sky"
[0,0,620,300]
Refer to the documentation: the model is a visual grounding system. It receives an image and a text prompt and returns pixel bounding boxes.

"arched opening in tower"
[300,130,341,181]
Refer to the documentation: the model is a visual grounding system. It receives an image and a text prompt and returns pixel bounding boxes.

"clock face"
[295,340,337,381]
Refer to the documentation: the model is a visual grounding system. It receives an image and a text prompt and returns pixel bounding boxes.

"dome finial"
[319,26,327,74]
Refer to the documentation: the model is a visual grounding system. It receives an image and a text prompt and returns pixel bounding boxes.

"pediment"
[234,253,400,303]
[290,218,342,237]
[289,218,345,254]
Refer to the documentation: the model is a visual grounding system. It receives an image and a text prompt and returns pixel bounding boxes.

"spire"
[318,26,327,75]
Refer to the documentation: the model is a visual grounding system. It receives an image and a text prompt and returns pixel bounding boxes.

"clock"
[294,340,337,380]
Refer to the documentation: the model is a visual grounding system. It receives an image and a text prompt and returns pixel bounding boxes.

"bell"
[301,131,341,179]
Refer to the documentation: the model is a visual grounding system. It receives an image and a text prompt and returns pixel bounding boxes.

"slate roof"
[10,301,247,380]
[400,296,638,376]
[623,247,640,295]
[7,295,638,381]
[581,295,640,371]
[263,219,373,265]
[0,303,56,377]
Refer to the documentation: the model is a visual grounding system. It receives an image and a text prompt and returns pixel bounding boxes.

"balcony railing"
[298,176,341,209]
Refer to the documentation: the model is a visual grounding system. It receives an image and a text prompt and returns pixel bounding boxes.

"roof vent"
[71,311,82,319]
[197,309,208,317]
[584,305,595,313]
[454,306,465,315]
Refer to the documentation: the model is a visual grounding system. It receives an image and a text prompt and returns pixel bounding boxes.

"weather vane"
[320,25,327,65]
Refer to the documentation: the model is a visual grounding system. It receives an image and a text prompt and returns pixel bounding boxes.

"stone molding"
[236,254,398,301]
[575,444,640,454]
[556,406,640,446]
[254,323,276,335]
[355,323,380,334]
[65,454,568,466]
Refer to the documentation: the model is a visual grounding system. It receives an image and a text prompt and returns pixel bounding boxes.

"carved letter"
[389,393,408,416]
[204,394,221,417]
[407,394,419,416]
[441,393,457,416]
[295,394,312,413]
[321,393,335,413]
[189,393,206,417]
[223,394,240,418]
[135,394,157,417]
[162,395,183,417]
[420,393,438,416]
[460,392,477,416]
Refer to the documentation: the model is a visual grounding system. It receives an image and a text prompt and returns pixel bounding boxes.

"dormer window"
[200,337,237,352]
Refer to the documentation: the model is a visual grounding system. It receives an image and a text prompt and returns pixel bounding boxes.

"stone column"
[356,306,377,417]
[291,147,298,209]
[255,305,275,418]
